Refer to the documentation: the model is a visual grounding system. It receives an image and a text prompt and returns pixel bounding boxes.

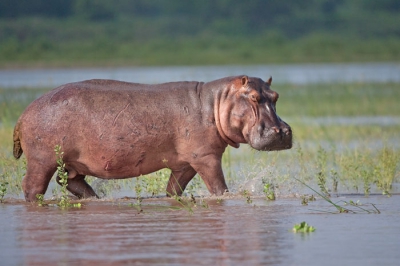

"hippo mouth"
[248,126,292,151]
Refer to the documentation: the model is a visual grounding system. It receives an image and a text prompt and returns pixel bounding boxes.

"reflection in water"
[1,196,399,265]
[12,200,291,265]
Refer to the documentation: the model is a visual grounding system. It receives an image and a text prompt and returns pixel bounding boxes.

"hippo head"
[215,76,292,151]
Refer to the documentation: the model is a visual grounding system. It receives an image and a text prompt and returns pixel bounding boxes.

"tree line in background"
[0,0,399,66]
[1,0,399,38]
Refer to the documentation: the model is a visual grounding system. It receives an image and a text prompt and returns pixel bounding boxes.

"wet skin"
[13,75,292,202]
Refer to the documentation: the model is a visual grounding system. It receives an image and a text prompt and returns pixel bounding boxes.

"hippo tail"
[13,120,23,159]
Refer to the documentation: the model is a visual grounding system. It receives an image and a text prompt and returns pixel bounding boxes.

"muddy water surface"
[1,196,399,265]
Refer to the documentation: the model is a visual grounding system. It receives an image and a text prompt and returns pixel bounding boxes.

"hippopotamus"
[13,75,292,202]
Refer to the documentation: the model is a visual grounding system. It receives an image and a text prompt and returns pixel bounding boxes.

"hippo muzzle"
[250,119,292,151]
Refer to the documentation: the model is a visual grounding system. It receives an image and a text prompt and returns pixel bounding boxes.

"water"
[0,196,399,265]
[1,62,400,88]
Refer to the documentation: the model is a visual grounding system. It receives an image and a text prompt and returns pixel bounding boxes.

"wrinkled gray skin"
[13,76,292,202]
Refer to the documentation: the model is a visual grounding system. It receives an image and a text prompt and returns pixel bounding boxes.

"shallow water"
[0,195,399,265]
[1,63,400,88]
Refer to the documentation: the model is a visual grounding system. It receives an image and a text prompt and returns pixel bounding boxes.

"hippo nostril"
[282,127,291,136]
[271,126,281,134]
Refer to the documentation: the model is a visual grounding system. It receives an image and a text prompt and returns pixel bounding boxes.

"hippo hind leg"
[22,162,57,202]
[166,166,197,197]
[56,170,98,199]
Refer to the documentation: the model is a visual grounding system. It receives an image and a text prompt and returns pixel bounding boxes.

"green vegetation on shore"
[2,30,399,68]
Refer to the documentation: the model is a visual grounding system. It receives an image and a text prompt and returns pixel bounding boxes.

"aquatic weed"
[338,150,374,195]
[55,145,70,208]
[292,222,316,233]
[142,169,169,197]
[294,177,380,214]
[0,180,8,203]
[0,150,26,195]
[296,144,310,182]
[36,193,46,207]
[172,195,195,214]
[263,183,276,201]
[300,194,316,206]
[54,145,81,209]
[329,146,339,193]
[242,190,252,204]
[373,147,399,196]
[316,146,330,197]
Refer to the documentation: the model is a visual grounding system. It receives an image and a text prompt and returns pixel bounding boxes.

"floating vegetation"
[292,222,316,233]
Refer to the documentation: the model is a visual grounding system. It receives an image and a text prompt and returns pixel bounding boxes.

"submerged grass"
[0,82,399,200]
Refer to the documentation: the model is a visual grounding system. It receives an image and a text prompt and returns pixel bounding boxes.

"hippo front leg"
[166,166,197,196]
[190,155,228,196]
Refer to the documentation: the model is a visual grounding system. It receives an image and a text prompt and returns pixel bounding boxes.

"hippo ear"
[241,76,248,86]
[267,76,272,86]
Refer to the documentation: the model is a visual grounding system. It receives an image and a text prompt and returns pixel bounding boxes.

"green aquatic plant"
[142,169,169,197]
[36,193,46,207]
[374,147,399,196]
[316,146,330,197]
[338,150,374,196]
[242,190,252,204]
[296,144,309,182]
[263,183,276,201]
[343,200,380,214]
[294,177,380,214]
[54,145,82,209]
[173,195,195,215]
[292,222,316,233]
[0,180,8,203]
[300,194,316,206]
[329,146,339,193]
[330,169,339,193]
[0,145,26,195]
[55,145,70,208]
